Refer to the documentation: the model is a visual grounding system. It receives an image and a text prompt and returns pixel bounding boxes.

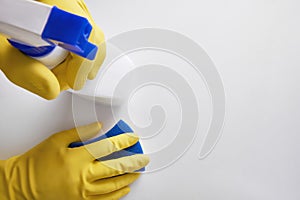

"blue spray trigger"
[69,120,145,171]
[41,6,97,60]
[8,40,56,57]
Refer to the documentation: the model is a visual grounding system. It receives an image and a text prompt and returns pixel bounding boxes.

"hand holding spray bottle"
[0,0,144,166]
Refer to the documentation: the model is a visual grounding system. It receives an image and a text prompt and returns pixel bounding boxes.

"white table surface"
[1,0,300,199]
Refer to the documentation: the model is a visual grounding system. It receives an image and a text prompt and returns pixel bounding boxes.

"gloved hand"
[0,122,149,200]
[0,0,105,100]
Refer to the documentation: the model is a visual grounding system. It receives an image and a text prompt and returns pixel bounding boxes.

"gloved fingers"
[52,53,94,90]
[87,25,106,80]
[86,173,140,195]
[42,0,106,89]
[78,133,139,160]
[88,154,149,181]
[52,26,105,90]
[75,0,96,24]
[52,35,105,91]
[74,122,102,141]
[50,60,69,91]
[50,122,102,146]
[87,186,131,200]
[0,35,60,100]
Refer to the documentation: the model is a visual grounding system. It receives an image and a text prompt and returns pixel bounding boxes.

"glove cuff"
[0,160,11,200]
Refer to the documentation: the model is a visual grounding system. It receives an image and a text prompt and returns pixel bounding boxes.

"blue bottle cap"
[41,6,97,60]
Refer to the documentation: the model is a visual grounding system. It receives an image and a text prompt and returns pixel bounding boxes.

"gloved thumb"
[50,122,102,147]
[0,35,60,100]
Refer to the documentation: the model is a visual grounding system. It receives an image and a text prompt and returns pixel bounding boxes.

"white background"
[1,0,300,199]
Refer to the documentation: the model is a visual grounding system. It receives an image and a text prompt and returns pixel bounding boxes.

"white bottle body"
[32,46,68,69]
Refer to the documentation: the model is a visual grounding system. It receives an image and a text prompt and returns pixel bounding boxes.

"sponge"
[69,120,145,171]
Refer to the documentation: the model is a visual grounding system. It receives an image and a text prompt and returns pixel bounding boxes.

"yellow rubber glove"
[0,122,149,200]
[0,0,105,100]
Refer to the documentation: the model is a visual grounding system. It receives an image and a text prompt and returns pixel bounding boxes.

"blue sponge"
[69,120,145,171]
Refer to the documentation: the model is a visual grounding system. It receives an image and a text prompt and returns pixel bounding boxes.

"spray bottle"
[0,0,97,68]
[0,0,144,163]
